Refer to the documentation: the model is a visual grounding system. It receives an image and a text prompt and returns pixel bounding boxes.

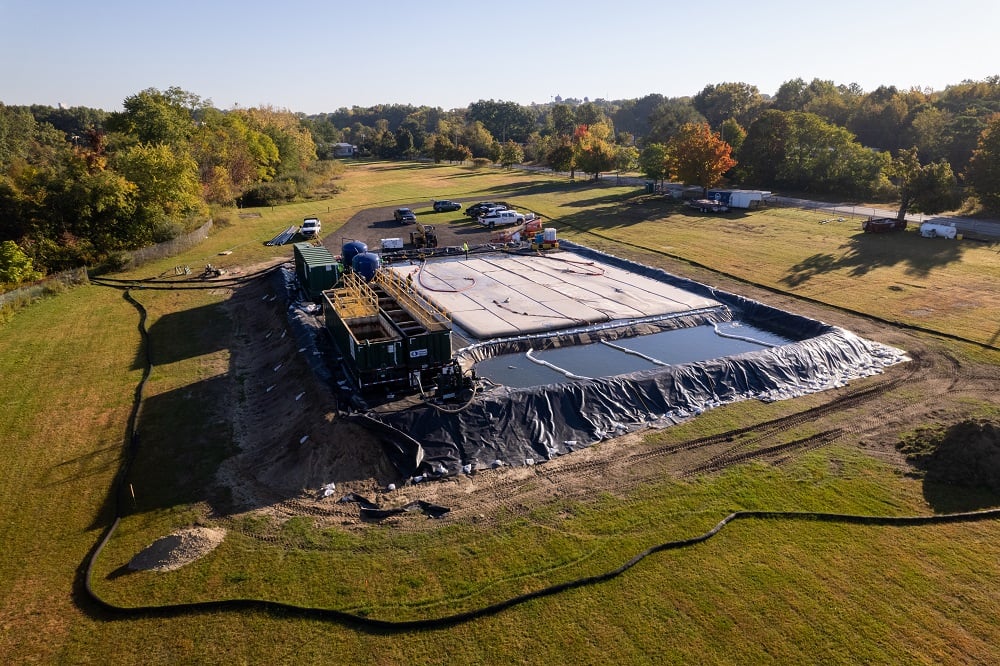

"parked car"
[465,201,509,218]
[432,200,462,212]
[300,217,321,237]
[393,207,417,224]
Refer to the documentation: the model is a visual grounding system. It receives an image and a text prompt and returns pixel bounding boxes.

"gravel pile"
[128,527,227,572]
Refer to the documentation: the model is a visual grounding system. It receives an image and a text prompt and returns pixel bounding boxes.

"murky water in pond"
[474,322,794,388]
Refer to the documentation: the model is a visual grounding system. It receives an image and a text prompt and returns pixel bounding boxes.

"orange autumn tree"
[667,122,737,194]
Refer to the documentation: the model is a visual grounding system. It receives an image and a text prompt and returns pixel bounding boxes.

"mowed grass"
[2,160,1000,663]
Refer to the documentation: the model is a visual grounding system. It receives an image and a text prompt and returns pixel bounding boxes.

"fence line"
[1,219,215,308]
[124,219,214,269]
[0,267,90,309]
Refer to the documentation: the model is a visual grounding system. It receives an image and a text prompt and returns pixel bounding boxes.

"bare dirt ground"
[206,208,1000,538]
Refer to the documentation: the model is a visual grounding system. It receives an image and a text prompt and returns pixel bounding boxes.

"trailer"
[862,217,907,233]
[706,189,771,209]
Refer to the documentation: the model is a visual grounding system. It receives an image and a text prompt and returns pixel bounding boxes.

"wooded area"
[3,77,1000,283]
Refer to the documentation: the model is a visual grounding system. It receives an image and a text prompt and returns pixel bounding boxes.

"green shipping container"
[293,242,340,300]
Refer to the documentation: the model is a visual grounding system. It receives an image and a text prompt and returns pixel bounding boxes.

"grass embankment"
[2,161,1000,663]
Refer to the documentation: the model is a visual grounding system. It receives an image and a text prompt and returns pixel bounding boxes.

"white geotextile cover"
[387,252,720,340]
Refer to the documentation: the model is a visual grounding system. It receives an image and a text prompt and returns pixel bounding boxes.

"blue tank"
[341,241,368,270]
[352,251,381,282]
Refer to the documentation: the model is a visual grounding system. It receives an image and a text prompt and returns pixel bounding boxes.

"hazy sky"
[3,0,998,113]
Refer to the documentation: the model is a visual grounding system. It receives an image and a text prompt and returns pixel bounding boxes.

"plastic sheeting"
[373,242,909,478]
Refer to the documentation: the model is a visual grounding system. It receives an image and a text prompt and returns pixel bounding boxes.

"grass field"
[2,161,1000,663]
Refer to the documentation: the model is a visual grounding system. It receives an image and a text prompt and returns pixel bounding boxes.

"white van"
[919,222,957,239]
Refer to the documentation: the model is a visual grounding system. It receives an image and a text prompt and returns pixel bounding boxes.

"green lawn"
[2,161,999,664]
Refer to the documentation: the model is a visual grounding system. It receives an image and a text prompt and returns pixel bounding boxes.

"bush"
[471,158,492,168]
[240,179,298,206]
[898,420,1000,491]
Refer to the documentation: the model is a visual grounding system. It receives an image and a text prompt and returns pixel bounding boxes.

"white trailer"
[728,190,771,209]
[919,222,958,239]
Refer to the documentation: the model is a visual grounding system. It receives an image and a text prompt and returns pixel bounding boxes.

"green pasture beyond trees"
[2,161,1000,663]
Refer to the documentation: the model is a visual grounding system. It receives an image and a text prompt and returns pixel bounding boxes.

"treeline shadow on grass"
[781,232,966,288]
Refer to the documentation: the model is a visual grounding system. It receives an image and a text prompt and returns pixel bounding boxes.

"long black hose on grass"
[81,277,1000,631]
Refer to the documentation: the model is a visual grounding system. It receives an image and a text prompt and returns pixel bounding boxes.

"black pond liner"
[370,241,909,478]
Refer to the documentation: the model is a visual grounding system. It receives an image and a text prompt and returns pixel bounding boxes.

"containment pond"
[475,322,794,388]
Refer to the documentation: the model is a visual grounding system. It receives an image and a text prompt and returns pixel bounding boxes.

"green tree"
[968,115,1000,212]
[667,122,737,193]
[614,144,640,180]
[545,139,575,175]
[887,147,959,219]
[693,82,765,129]
[719,119,746,157]
[498,140,524,168]
[0,240,42,286]
[108,87,201,146]
[906,106,952,163]
[646,98,704,144]
[447,144,472,163]
[460,121,498,159]
[639,143,671,186]
[428,134,453,163]
[550,104,576,136]
[467,100,536,142]
[741,110,886,196]
[113,143,205,242]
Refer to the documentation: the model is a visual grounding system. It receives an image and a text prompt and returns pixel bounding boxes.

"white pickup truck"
[300,217,321,238]
[479,209,525,228]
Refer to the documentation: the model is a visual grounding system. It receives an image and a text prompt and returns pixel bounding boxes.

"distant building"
[332,143,357,158]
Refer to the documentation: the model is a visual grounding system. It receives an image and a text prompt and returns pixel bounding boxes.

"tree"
[614,144,639,182]
[428,134,453,163]
[887,147,959,219]
[467,100,536,143]
[460,120,497,159]
[719,119,746,156]
[112,143,205,244]
[574,123,616,180]
[693,82,765,129]
[497,140,524,168]
[639,144,671,186]
[906,106,952,163]
[550,104,576,136]
[667,122,737,192]
[740,110,886,196]
[0,240,41,286]
[108,87,201,147]
[545,139,575,175]
[448,143,472,163]
[968,115,1000,212]
[646,98,704,144]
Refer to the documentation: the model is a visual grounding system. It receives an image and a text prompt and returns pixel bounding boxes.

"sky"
[3,0,999,114]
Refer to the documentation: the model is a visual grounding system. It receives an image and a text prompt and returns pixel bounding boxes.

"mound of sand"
[128,527,227,572]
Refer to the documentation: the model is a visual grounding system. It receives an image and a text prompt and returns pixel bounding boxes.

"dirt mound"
[899,420,1000,491]
[128,527,227,572]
